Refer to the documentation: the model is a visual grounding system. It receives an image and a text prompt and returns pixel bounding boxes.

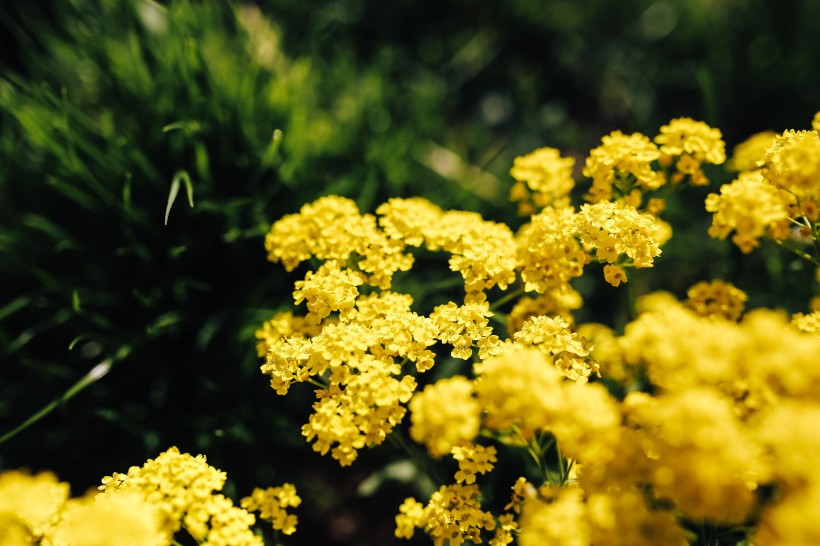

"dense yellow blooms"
[47,492,167,546]
[624,389,765,522]
[518,486,589,546]
[684,279,748,321]
[0,471,68,539]
[265,196,413,288]
[729,131,776,171]
[507,288,583,333]
[761,129,820,198]
[791,310,820,333]
[409,376,480,457]
[395,447,497,544]
[509,147,576,213]
[293,260,363,323]
[473,343,565,441]
[516,206,587,293]
[254,113,820,546]
[241,485,301,536]
[654,117,726,185]
[513,315,598,383]
[452,444,497,485]
[705,171,791,252]
[583,131,663,203]
[575,201,662,283]
[1,448,295,546]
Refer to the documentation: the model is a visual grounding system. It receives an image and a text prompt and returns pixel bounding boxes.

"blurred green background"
[1,0,818,544]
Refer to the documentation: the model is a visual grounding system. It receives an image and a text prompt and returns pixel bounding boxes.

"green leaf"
[164,170,194,225]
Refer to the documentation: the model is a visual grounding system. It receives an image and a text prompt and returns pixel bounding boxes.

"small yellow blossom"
[575,201,662,269]
[0,470,69,539]
[603,264,627,287]
[241,484,301,536]
[684,279,748,321]
[509,147,576,211]
[655,117,726,185]
[729,131,777,171]
[583,130,664,203]
[792,310,820,334]
[518,486,589,546]
[761,129,820,198]
[513,315,599,382]
[451,444,497,484]
[429,300,497,360]
[409,376,480,457]
[395,483,496,545]
[516,206,587,293]
[705,170,792,252]
[47,492,167,546]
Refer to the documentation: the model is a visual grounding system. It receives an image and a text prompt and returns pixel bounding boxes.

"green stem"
[306,377,328,389]
[772,238,820,266]
[0,359,112,445]
[490,286,525,311]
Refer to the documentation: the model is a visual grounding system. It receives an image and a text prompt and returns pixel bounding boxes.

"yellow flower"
[474,343,564,441]
[705,170,791,253]
[603,264,627,287]
[0,470,69,539]
[729,131,777,171]
[98,447,228,535]
[409,376,480,457]
[451,444,497,484]
[575,201,662,269]
[513,314,599,383]
[684,280,748,321]
[516,206,587,294]
[792,310,820,334]
[47,492,167,546]
[509,147,576,211]
[518,486,590,546]
[654,117,726,185]
[583,130,663,203]
[241,484,301,536]
[762,129,820,198]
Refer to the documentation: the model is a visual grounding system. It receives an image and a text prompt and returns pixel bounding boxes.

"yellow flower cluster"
[705,171,792,252]
[377,198,518,295]
[707,113,820,253]
[791,310,820,333]
[240,485,301,536]
[516,206,587,293]
[762,129,820,198]
[575,201,663,285]
[0,447,295,546]
[729,131,776,171]
[513,315,598,383]
[396,444,498,545]
[509,147,576,213]
[257,113,820,546]
[684,279,748,321]
[655,117,726,185]
[507,287,583,333]
[616,294,820,541]
[99,447,263,546]
[265,196,413,288]
[409,376,480,457]
[583,130,663,203]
